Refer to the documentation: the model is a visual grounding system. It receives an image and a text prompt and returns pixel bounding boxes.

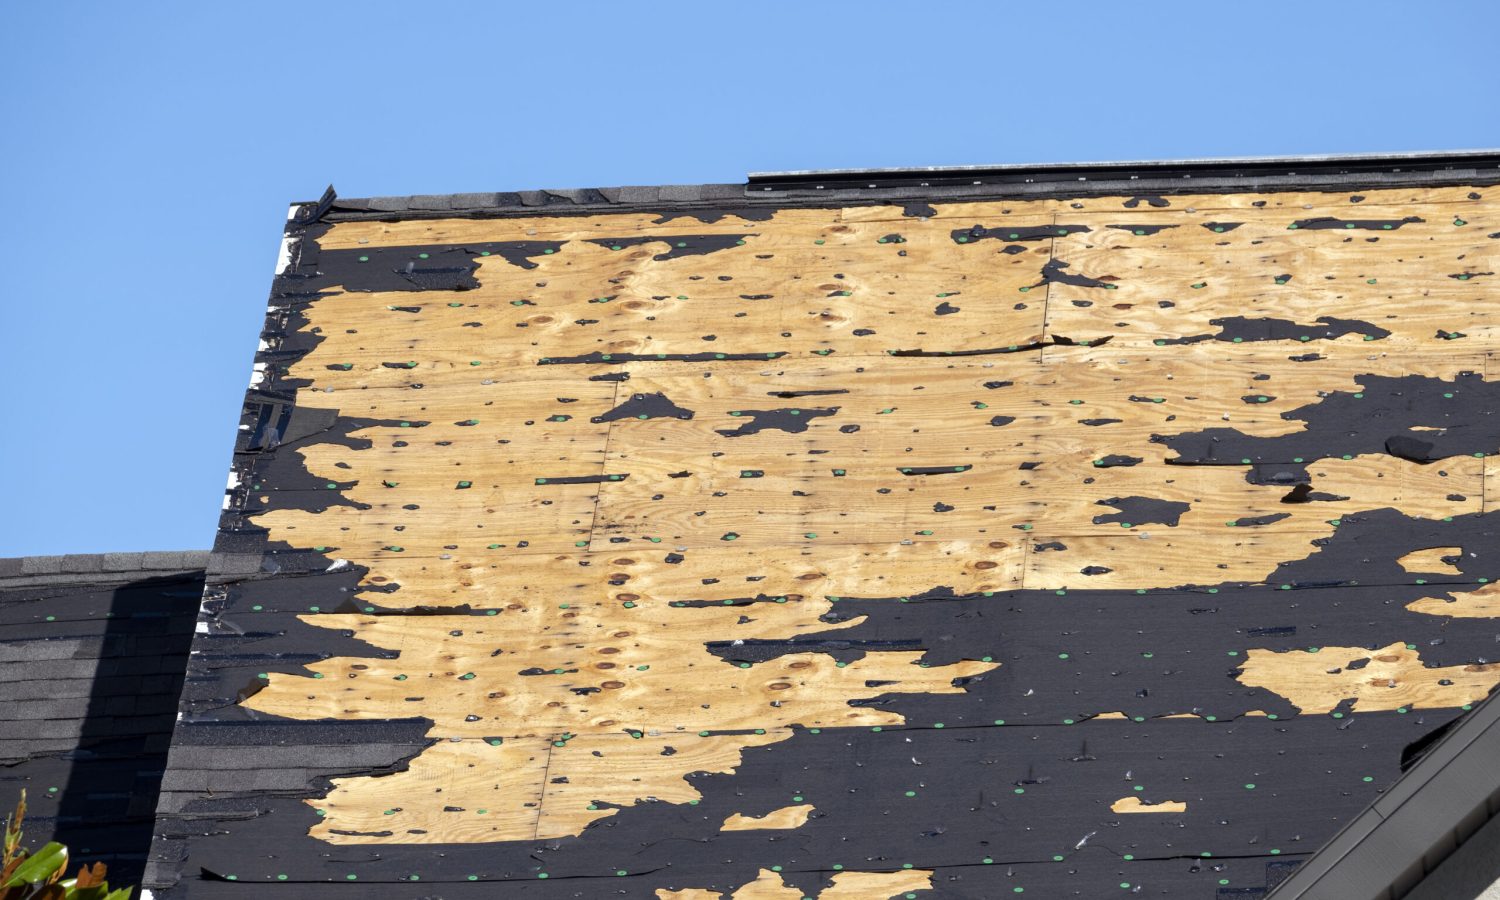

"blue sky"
[3,1,1499,556]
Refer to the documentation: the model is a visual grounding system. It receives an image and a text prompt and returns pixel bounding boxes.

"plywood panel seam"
[531,739,556,841]
[587,379,624,545]
[1019,535,1033,591]
[1485,352,1493,517]
[1037,212,1059,366]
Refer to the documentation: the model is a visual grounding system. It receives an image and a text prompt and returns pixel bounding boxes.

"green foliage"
[2,791,135,899]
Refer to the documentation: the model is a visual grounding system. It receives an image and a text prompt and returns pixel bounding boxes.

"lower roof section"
[1,552,207,890]
[0,551,209,588]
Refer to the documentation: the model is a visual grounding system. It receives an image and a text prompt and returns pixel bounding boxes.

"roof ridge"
[749,147,1500,180]
[0,550,211,585]
[310,150,1500,224]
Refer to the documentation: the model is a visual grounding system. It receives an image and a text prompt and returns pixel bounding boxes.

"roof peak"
[310,149,1500,224]
[747,148,1500,190]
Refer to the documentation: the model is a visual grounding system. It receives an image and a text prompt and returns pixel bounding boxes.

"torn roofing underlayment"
[1268,682,1500,899]
[138,151,1500,898]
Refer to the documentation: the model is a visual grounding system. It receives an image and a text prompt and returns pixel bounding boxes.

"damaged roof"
[146,151,1500,898]
[1268,684,1500,899]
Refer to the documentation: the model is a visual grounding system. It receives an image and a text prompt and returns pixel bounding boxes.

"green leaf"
[103,888,136,900]
[3,841,67,886]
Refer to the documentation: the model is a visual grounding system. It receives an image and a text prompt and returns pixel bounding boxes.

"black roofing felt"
[1267,686,1500,900]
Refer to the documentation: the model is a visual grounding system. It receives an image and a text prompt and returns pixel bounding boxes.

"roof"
[1269,685,1500,899]
[1,552,207,888]
[0,551,209,588]
[145,151,1500,898]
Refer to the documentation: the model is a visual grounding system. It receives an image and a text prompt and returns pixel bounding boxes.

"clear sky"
[3,1,1499,556]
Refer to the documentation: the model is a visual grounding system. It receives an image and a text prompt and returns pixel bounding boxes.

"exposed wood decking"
[152,178,1500,897]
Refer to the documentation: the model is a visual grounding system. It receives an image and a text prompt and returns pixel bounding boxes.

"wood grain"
[1236,642,1500,713]
[1407,581,1500,618]
[721,804,815,831]
[1111,797,1188,814]
[1396,547,1464,576]
[654,868,934,899]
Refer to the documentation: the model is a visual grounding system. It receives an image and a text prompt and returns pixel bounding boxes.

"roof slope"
[149,153,1500,898]
[1,552,206,887]
[1269,685,1500,899]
